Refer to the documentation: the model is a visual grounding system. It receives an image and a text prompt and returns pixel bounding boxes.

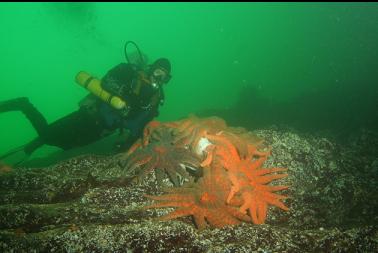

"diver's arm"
[101,63,136,96]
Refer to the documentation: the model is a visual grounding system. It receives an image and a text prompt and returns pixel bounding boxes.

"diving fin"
[0,144,27,160]
[0,138,43,167]
[0,144,30,167]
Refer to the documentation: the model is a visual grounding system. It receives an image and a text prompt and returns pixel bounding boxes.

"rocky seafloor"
[0,128,377,252]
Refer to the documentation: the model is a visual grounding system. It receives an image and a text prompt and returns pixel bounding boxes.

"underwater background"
[1,3,378,252]
[0,2,377,164]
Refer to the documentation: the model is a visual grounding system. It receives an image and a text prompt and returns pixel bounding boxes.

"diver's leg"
[0,97,48,136]
[42,108,106,150]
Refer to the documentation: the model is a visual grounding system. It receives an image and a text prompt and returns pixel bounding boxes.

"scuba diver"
[0,41,172,165]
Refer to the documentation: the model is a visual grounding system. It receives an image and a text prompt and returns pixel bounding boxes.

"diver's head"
[149,58,171,88]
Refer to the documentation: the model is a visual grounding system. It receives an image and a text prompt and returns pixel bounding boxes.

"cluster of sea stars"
[120,115,289,229]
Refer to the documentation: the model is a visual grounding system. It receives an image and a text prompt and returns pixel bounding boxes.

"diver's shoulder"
[114,63,139,72]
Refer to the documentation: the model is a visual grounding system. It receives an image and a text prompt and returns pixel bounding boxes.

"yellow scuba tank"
[75,71,127,110]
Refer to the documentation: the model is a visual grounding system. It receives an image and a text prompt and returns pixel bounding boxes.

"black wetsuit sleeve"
[101,63,136,97]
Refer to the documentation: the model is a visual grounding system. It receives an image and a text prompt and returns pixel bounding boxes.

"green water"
[1,3,377,161]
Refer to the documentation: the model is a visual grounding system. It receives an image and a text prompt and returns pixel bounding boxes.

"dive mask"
[152,68,171,85]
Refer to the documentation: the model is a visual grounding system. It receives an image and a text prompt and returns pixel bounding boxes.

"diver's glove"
[140,103,152,111]
[113,129,130,152]
[119,105,131,117]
